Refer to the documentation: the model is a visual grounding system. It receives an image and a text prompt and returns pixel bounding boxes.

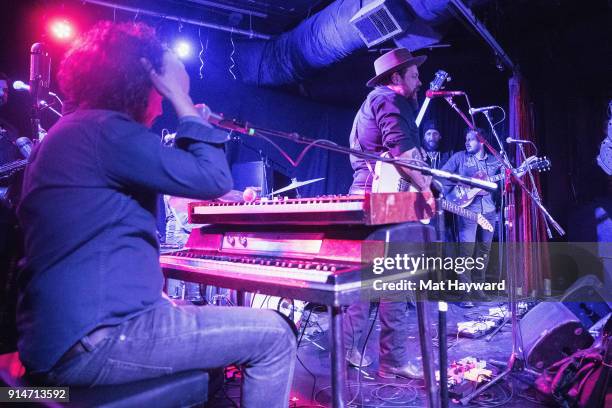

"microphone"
[195,104,252,135]
[163,105,251,145]
[13,80,30,91]
[505,137,531,144]
[15,137,33,158]
[194,104,224,124]
[425,90,464,98]
[469,105,499,115]
[29,43,50,101]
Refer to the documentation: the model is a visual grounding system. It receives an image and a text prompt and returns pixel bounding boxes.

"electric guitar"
[372,153,495,232]
[446,155,551,208]
[0,159,27,179]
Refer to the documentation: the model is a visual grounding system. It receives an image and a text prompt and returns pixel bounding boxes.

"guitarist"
[421,119,457,242]
[345,48,429,379]
[0,73,23,174]
[0,72,26,209]
[349,48,431,195]
[421,119,452,170]
[0,72,25,360]
[442,128,503,306]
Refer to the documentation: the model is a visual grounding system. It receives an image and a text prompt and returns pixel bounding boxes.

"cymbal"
[269,177,325,196]
[216,189,247,202]
[164,190,245,210]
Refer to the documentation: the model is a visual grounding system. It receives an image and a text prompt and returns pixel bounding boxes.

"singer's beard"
[407,90,419,110]
[424,142,439,152]
[408,97,419,111]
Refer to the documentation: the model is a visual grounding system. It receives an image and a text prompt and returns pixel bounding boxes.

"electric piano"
[161,193,436,301]
[160,192,436,408]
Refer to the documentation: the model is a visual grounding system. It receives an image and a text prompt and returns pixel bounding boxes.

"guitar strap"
[352,127,375,175]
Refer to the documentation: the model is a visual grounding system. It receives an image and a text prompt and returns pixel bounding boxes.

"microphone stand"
[442,98,564,236]
[245,125,498,191]
[231,133,291,174]
[30,87,42,142]
[442,96,564,405]
[482,110,512,167]
[29,43,50,142]
[515,142,553,239]
[39,100,63,119]
[433,179,449,408]
[485,139,553,343]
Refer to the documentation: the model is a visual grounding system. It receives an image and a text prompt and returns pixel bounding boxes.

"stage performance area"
[0,0,610,407]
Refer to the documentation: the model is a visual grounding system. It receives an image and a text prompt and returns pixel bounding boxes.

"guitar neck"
[0,159,28,176]
[440,199,477,222]
[485,161,540,183]
[488,172,505,183]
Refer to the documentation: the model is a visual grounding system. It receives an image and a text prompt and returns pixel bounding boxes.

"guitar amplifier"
[231,161,291,198]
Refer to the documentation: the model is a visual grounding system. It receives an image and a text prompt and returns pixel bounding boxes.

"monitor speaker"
[520,302,594,370]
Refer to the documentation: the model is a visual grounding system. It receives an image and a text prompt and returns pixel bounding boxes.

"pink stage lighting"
[50,20,75,41]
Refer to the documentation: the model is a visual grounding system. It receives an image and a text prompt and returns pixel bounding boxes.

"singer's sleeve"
[96,114,233,199]
[372,93,419,157]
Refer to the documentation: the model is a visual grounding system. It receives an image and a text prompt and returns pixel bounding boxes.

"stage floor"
[209,301,549,407]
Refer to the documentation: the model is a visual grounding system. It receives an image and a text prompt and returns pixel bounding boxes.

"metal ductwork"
[235,0,452,86]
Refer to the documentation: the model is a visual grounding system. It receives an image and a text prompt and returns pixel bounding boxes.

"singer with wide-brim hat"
[345,47,430,380]
[366,48,427,87]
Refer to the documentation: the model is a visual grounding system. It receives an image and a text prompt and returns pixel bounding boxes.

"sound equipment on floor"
[519,302,594,370]
[560,274,611,329]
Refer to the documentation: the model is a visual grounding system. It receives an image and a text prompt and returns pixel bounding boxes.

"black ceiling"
[1,0,610,108]
[88,0,335,36]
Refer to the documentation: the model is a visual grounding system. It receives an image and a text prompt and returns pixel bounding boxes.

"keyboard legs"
[329,304,346,408]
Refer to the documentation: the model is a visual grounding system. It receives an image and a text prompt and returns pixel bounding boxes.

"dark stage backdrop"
[150,28,515,199]
[1,1,609,239]
[152,30,356,197]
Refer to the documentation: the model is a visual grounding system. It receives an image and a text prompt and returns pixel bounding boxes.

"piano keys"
[160,192,437,408]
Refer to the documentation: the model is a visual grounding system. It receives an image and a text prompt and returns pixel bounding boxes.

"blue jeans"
[343,300,411,368]
[457,211,497,284]
[41,300,297,407]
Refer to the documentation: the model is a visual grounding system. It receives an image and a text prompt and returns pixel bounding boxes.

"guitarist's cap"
[367,48,427,87]
[422,119,439,132]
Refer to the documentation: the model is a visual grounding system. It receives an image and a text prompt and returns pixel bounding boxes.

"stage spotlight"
[50,20,75,41]
[174,40,192,59]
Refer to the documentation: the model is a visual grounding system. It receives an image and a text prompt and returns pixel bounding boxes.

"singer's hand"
[141,51,198,118]
[397,147,432,192]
